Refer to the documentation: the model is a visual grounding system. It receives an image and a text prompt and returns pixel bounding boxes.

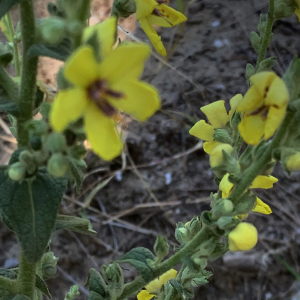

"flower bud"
[41,252,58,279]
[209,144,233,168]
[285,152,300,172]
[8,162,26,181]
[40,17,66,44]
[45,132,67,153]
[175,227,189,244]
[47,153,69,177]
[228,222,258,251]
[65,20,84,37]
[103,262,124,298]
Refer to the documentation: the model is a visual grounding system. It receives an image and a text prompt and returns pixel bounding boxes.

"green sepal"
[0,167,67,262]
[250,32,261,53]
[64,285,80,300]
[67,158,84,194]
[26,38,72,61]
[216,216,239,231]
[211,150,240,176]
[35,274,51,299]
[117,247,155,282]
[283,56,300,101]
[231,190,257,215]
[0,0,23,19]
[55,214,97,236]
[41,251,58,279]
[85,269,107,298]
[169,279,194,300]
[154,236,169,263]
[257,56,277,72]
[213,128,232,144]
[111,0,136,18]
[0,88,19,116]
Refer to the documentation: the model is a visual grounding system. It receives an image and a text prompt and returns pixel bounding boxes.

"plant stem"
[0,64,18,103]
[6,12,21,76]
[17,0,38,148]
[229,109,295,204]
[17,251,36,298]
[0,276,17,294]
[116,227,213,300]
[255,0,275,71]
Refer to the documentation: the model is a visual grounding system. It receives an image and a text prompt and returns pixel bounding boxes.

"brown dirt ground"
[1,0,300,299]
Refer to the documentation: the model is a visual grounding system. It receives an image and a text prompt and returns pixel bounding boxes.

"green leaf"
[0,269,17,280]
[0,88,19,116]
[283,56,300,101]
[117,247,155,281]
[257,56,276,72]
[55,214,97,236]
[87,291,104,300]
[26,38,72,61]
[64,285,80,300]
[0,167,67,262]
[0,295,31,300]
[68,159,84,194]
[0,0,23,19]
[86,269,107,297]
[35,274,51,299]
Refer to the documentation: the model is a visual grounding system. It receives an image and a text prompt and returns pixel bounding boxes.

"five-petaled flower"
[137,269,177,300]
[228,222,258,251]
[50,18,160,161]
[219,173,278,215]
[135,0,187,56]
[189,94,243,154]
[237,72,289,145]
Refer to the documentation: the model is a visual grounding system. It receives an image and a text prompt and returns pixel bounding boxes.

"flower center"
[152,8,173,26]
[87,79,124,117]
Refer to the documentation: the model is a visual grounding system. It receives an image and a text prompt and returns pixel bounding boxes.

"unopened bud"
[285,152,300,172]
[41,252,58,279]
[47,153,69,177]
[175,227,189,244]
[40,17,66,44]
[8,162,26,181]
[65,20,84,37]
[45,132,67,153]
[103,263,124,298]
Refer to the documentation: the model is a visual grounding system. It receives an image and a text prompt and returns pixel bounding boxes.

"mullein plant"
[0,0,300,300]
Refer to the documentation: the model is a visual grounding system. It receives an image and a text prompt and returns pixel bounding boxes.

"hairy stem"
[255,0,275,71]
[17,0,38,148]
[116,227,213,300]
[7,12,21,76]
[0,276,17,294]
[229,109,295,203]
[17,251,36,298]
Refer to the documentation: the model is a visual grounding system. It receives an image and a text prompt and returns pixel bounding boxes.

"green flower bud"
[30,136,42,151]
[8,162,26,181]
[154,236,169,263]
[41,251,58,279]
[47,153,69,177]
[212,199,234,220]
[19,150,36,175]
[175,227,190,244]
[65,20,84,37]
[45,132,67,153]
[26,119,49,136]
[103,263,124,298]
[40,17,66,44]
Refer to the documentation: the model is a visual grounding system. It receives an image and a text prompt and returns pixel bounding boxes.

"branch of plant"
[255,0,275,71]
[0,276,17,294]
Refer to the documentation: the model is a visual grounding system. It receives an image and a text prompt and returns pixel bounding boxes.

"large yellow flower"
[135,0,187,56]
[228,222,258,251]
[189,94,242,154]
[219,173,278,214]
[237,72,289,145]
[137,269,177,300]
[50,20,160,160]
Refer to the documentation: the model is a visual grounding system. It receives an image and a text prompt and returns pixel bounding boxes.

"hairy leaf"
[0,0,23,19]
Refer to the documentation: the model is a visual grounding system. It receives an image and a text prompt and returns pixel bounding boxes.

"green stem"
[0,276,17,293]
[17,0,38,148]
[17,251,36,298]
[6,12,21,76]
[0,64,18,102]
[229,109,295,203]
[116,227,213,300]
[255,0,275,71]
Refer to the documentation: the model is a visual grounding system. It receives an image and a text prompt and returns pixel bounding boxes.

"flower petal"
[64,46,99,88]
[252,197,272,214]
[83,17,117,58]
[135,0,158,19]
[189,120,214,141]
[108,79,160,121]
[238,114,265,145]
[100,42,151,83]
[219,173,234,199]
[146,269,177,294]
[201,100,229,128]
[250,72,276,96]
[147,4,187,27]
[203,141,221,154]
[250,175,278,189]
[137,290,155,300]
[84,103,123,160]
[139,17,166,56]
[265,76,289,107]
[238,85,263,113]
[264,105,286,140]
[50,88,88,132]
[228,94,243,118]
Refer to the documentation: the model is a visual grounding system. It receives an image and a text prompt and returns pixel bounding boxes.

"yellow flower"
[237,72,289,145]
[189,94,243,154]
[228,222,258,251]
[50,20,160,161]
[137,269,177,300]
[135,0,187,56]
[286,152,300,172]
[209,143,233,168]
[219,173,277,214]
